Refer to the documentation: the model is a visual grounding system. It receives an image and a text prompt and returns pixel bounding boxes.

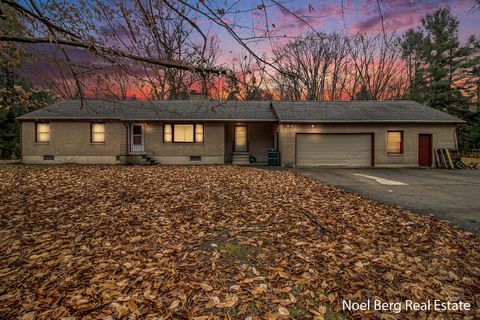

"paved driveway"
[292,168,480,232]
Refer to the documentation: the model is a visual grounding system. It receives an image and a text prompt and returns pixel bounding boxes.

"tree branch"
[0,0,80,40]
[0,35,229,75]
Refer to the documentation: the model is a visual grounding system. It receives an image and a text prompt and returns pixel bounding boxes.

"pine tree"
[400,7,480,150]
[421,8,467,114]
[400,29,428,102]
[355,85,371,100]
[0,71,52,159]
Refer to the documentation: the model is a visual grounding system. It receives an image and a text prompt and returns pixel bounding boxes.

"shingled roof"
[16,99,464,123]
[273,100,464,123]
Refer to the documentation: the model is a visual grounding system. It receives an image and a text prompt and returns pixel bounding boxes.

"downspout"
[123,122,129,154]
[454,125,459,151]
[269,102,282,165]
[19,120,23,163]
[119,121,129,165]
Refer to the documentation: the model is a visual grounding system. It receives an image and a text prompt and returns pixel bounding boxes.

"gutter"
[16,117,123,122]
[16,118,280,122]
[15,117,464,124]
[278,119,466,124]
[19,122,22,163]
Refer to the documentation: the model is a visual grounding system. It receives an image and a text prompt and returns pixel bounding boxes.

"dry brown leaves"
[0,165,479,319]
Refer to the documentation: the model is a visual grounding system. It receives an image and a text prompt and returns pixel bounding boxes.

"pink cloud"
[351,1,443,33]
[270,3,340,34]
[252,10,263,19]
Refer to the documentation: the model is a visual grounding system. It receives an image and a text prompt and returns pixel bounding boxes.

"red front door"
[418,134,432,167]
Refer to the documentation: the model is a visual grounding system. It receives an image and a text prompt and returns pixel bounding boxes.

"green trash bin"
[267,149,279,166]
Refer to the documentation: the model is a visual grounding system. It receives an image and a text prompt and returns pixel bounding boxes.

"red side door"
[418,134,432,167]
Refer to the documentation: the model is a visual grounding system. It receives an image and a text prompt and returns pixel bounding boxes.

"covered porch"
[224,122,277,165]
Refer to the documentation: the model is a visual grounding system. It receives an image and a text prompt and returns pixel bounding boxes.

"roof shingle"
[273,100,463,123]
[16,100,277,121]
[16,99,464,123]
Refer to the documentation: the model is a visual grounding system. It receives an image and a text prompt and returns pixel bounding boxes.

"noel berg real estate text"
[342,299,471,314]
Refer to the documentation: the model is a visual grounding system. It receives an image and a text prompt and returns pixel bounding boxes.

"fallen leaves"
[252,283,268,295]
[0,165,479,319]
[200,283,214,292]
[310,305,326,320]
[205,295,238,308]
[168,300,180,310]
[278,306,290,317]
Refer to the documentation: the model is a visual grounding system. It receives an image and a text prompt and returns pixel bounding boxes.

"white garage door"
[296,134,372,167]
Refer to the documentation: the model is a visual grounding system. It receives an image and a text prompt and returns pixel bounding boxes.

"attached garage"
[296,133,372,167]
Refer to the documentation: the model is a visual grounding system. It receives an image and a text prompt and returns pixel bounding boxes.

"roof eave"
[278,119,465,124]
[16,117,279,122]
[16,117,123,121]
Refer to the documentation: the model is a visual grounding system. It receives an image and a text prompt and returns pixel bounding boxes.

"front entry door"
[131,124,144,152]
[418,134,432,167]
[234,125,247,152]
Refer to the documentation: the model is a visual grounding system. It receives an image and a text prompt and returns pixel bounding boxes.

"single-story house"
[16,99,464,167]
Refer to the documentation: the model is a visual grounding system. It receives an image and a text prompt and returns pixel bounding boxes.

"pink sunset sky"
[208,0,479,64]
[17,0,480,89]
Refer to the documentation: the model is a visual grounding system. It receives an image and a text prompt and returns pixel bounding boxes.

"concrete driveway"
[292,168,480,232]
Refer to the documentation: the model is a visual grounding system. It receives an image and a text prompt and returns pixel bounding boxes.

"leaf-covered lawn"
[0,165,479,319]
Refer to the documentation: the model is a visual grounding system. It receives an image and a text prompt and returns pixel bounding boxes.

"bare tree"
[272,33,351,101]
[191,36,222,99]
[0,0,305,99]
[102,0,203,100]
[0,0,442,102]
[45,60,80,100]
[325,33,351,100]
[346,33,405,100]
[227,53,270,100]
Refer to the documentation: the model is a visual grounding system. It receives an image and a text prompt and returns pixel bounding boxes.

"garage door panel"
[296,134,371,167]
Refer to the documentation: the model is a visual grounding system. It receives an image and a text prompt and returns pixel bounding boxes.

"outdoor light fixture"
[311,124,315,128]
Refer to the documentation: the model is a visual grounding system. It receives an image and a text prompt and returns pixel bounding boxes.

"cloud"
[14,44,96,85]
[350,0,474,34]
[269,3,341,34]
[351,0,444,33]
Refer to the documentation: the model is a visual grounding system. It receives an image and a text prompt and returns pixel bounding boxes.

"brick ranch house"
[17,100,463,167]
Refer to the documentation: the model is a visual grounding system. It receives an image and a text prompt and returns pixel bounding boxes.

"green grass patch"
[288,302,309,318]
[325,308,349,320]
[218,242,255,259]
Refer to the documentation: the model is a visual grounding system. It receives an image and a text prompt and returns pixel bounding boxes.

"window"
[387,131,403,154]
[174,124,194,142]
[195,124,204,143]
[36,123,50,143]
[164,124,204,143]
[164,124,172,143]
[132,125,142,145]
[91,123,106,143]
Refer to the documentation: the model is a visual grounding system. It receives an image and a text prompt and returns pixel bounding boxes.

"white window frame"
[164,124,173,143]
[35,122,50,143]
[164,123,204,143]
[131,123,145,152]
[90,123,106,143]
[387,131,404,154]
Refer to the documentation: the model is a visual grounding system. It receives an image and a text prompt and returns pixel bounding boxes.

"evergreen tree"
[0,70,52,159]
[458,36,480,112]
[400,29,428,102]
[421,8,468,114]
[355,85,371,100]
[400,7,480,150]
